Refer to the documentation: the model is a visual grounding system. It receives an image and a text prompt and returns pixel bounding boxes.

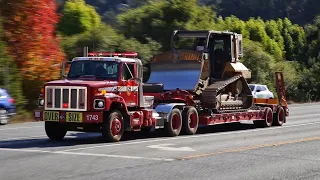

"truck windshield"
[67,60,119,80]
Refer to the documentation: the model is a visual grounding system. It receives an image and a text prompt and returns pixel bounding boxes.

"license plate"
[66,112,83,123]
[43,111,59,121]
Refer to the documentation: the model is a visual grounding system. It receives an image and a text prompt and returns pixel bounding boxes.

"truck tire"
[45,121,67,140]
[272,106,285,126]
[254,107,273,128]
[164,108,182,137]
[181,106,199,135]
[102,110,124,142]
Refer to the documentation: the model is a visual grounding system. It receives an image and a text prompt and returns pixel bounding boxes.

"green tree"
[241,39,275,90]
[265,19,284,51]
[211,0,319,25]
[60,23,161,63]
[217,16,284,60]
[58,0,101,36]
[0,18,25,111]
[118,0,216,50]
[217,16,250,38]
[304,16,320,65]
[241,39,301,100]
[291,15,320,102]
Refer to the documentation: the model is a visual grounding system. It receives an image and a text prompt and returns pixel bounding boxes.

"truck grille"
[45,86,87,111]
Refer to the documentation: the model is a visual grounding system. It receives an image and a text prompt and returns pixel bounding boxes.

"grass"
[9,111,36,124]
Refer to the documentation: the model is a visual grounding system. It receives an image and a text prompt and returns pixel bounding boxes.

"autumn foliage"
[1,0,65,81]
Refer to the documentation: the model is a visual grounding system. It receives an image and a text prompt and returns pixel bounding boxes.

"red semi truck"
[34,30,289,142]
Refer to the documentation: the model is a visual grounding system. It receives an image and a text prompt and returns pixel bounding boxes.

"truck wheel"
[272,106,285,126]
[102,110,124,142]
[182,106,199,135]
[164,108,182,137]
[254,107,273,128]
[45,121,67,140]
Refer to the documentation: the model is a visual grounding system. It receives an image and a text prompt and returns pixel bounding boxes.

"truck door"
[121,63,139,107]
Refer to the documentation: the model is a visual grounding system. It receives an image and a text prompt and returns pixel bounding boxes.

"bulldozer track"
[200,75,251,114]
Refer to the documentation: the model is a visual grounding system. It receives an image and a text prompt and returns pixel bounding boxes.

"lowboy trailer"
[34,30,289,142]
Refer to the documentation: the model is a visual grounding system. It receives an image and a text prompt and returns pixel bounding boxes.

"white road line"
[0,126,42,131]
[0,148,50,153]
[54,151,174,161]
[0,148,175,161]
[62,121,320,152]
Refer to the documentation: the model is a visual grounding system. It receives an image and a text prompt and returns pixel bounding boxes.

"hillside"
[56,0,320,26]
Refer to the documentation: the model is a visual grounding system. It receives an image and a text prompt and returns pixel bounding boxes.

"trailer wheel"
[45,121,67,140]
[272,106,285,126]
[182,106,199,135]
[102,110,124,142]
[254,107,273,128]
[164,108,182,137]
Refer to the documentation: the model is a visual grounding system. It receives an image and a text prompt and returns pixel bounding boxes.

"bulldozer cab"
[170,30,243,79]
[208,35,232,79]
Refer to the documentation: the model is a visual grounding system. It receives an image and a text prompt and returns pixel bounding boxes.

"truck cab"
[34,52,157,142]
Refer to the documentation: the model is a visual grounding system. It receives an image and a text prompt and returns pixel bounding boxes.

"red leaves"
[2,0,65,81]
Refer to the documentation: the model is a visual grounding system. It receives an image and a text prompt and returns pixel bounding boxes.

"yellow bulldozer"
[145,30,253,113]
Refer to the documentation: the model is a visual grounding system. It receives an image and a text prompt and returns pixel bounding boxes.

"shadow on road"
[0,122,258,149]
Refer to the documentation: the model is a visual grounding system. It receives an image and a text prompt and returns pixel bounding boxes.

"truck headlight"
[39,99,44,107]
[94,99,105,109]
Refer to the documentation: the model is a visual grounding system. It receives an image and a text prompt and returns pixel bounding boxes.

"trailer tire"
[254,107,273,128]
[272,106,285,126]
[102,110,124,142]
[164,108,182,137]
[182,106,199,135]
[45,121,67,140]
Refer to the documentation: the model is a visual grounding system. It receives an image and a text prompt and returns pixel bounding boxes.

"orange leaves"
[2,0,65,82]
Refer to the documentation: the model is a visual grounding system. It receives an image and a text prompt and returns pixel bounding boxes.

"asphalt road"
[1,102,320,180]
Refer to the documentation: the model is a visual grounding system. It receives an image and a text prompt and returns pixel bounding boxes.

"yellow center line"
[179,136,320,160]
